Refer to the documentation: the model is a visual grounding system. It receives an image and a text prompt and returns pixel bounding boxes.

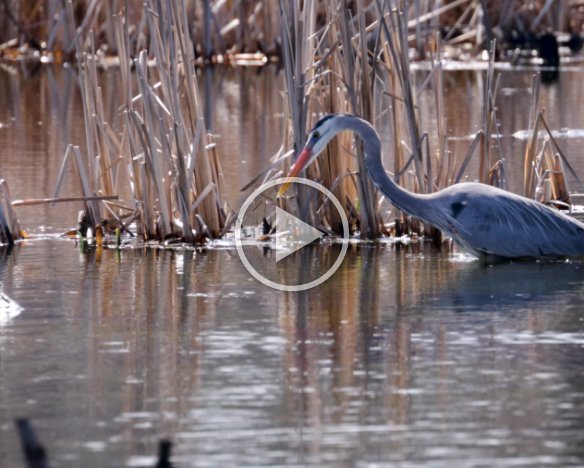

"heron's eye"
[313,131,320,139]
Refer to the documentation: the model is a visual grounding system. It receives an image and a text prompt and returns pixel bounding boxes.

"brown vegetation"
[50,1,230,243]
[1,1,584,63]
[1,1,582,244]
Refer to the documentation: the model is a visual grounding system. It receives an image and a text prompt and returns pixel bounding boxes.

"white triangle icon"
[275,207,324,262]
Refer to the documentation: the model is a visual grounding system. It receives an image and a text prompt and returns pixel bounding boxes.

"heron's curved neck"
[335,115,426,218]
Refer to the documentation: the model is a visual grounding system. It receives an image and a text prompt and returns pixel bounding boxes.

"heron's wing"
[444,186,584,258]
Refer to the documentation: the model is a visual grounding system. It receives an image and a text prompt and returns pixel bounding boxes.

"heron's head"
[277,115,337,196]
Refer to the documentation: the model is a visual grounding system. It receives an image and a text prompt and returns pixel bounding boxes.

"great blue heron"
[278,114,584,261]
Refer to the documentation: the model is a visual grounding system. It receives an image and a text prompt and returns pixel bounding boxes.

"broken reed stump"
[156,439,174,468]
[15,417,174,467]
[15,418,49,468]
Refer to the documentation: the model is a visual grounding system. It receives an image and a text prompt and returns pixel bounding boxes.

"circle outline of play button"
[235,177,350,292]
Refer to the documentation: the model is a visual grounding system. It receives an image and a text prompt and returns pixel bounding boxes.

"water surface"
[0,65,584,466]
[1,241,584,466]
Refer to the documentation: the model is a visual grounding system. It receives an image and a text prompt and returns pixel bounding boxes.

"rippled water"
[1,241,584,466]
[1,65,584,466]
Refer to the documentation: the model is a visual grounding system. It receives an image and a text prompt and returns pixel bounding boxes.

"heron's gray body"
[414,182,584,259]
[303,113,584,260]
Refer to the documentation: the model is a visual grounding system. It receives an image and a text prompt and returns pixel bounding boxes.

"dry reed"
[1,1,583,64]
[52,0,228,243]
[2,1,581,244]
[258,0,580,242]
[273,0,385,238]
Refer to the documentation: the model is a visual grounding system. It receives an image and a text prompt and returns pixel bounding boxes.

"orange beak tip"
[276,146,312,197]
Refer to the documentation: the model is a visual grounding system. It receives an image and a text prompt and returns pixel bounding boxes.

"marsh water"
[1,64,584,466]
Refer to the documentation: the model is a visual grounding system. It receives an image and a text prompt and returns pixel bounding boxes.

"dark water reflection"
[1,241,584,466]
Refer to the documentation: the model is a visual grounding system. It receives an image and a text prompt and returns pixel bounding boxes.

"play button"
[274,206,324,262]
[235,177,349,292]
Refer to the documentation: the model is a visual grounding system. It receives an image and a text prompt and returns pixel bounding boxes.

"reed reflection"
[1,242,584,465]
[0,244,22,326]
[72,246,233,456]
[279,244,584,462]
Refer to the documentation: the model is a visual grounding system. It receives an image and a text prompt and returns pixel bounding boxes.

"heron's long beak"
[277,146,313,197]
